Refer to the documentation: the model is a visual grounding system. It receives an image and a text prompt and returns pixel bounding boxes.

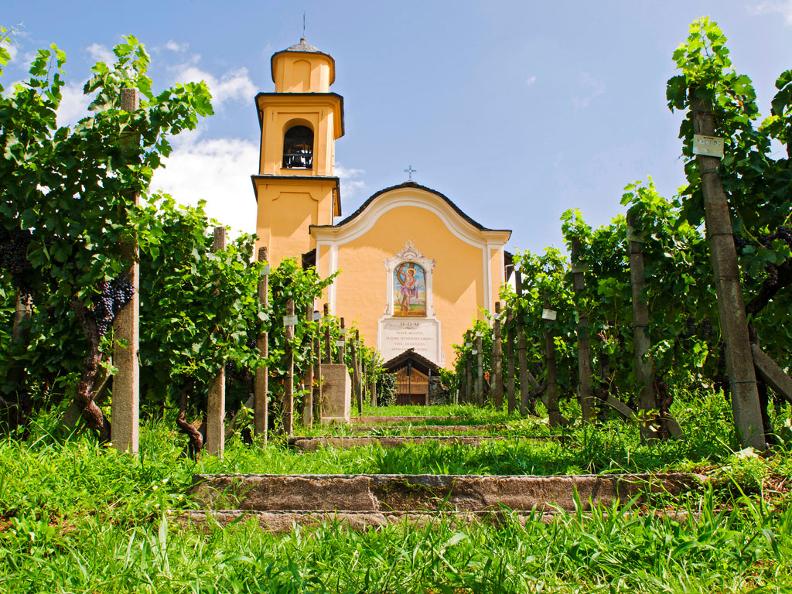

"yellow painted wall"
[272,52,334,93]
[254,179,336,266]
[257,99,338,176]
[322,204,495,367]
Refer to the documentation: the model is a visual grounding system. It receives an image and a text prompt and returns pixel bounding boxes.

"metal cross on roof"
[404,165,417,181]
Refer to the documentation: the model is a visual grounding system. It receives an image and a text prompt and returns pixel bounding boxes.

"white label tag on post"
[335,340,346,347]
[262,265,270,275]
[692,134,724,158]
[542,309,557,321]
[283,314,298,326]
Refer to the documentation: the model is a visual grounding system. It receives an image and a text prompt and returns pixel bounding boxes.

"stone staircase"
[176,472,706,532]
[287,435,560,451]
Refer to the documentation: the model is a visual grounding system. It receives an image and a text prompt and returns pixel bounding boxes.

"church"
[252,38,511,369]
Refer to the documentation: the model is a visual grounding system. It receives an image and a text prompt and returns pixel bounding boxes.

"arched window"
[282,125,313,169]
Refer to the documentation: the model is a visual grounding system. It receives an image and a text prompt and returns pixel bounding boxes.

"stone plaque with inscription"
[379,317,441,365]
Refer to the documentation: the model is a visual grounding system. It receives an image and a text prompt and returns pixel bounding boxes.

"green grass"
[1,393,790,592]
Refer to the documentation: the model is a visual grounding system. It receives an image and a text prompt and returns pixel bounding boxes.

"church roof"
[283,37,322,53]
[317,181,511,236]
[270,38,336,85]
[383,348,441,377]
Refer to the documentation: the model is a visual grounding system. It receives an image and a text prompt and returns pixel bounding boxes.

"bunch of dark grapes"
[733,235,749,250]
[92,277,135,336]
[0,227,32,277]
[768,226,791,246]
[112,278,134,311]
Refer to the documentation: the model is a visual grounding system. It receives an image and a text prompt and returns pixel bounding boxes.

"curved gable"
[310,182,511,245]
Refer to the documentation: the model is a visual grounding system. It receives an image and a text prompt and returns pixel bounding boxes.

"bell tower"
[252,38,344,266]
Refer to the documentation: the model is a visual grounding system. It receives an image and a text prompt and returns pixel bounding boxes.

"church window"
[393,261,427,317]
[282,125,314,169]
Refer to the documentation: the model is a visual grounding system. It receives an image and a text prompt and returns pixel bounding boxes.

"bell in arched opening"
[282,125,314,169]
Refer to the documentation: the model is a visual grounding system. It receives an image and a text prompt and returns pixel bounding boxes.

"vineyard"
[0,17,791,593]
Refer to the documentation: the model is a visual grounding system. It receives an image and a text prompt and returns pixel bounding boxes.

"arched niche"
[384,241,435,318]
[282,124,314,169]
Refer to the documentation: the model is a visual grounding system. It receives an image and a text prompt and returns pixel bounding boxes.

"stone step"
[191,473,705,513]
[346,424,508,434]
[350,415,464,424]
[175,508,697,534]
[288,435,560,451]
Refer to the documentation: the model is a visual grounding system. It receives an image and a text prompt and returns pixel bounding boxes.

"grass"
[0,393,790,592]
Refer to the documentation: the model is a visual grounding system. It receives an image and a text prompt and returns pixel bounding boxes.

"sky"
[2,1,791,254]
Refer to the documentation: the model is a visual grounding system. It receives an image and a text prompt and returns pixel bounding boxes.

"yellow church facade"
[252,39,511,367]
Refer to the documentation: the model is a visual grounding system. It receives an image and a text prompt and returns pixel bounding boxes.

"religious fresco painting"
[394,261,427,317]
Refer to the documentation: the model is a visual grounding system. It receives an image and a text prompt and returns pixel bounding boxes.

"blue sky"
[2,1,791,253]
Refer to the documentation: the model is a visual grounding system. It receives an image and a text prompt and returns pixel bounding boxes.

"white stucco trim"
[328,243,338,313]
[311,190,510,248]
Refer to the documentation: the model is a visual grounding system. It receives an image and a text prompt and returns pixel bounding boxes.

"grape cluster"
[92,277,135,336]
[768,226,791,246]
[0,227,32,276]
[733,235,749,250]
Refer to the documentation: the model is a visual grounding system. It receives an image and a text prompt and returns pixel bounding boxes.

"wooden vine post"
[352,329,363,416]
[254,247,269,441]
[626,213,660,439]
[475,333,484,406]
[491,302,504,408]
[504,309,517,414]
[302,304,314,428]
[323,304,331,363]
[457,353,466,404]
[464,344,473,404]
[111,87,141,454]
[542,302,562,427]
[338,317,346,364]
[12,291,31,341]
[283,298,295,436]
[691,95,765,449]
[206,226,226,456]
[570,238,594,422]
[312,308,322,423]
[369,368,378,407]
[517,324,531,416]
[515,273,534,416]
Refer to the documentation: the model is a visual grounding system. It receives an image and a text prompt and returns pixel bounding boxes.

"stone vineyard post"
[111,87,141,454]
[206,226,227,456]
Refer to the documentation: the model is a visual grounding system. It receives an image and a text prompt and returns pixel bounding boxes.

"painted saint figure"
[400,266,418,313]
[394,261,426,317]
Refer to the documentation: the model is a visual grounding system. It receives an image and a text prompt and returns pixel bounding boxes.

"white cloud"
[151,136,259,235]
[572,72,605,109]
[336,164,367,201]
[525,75,537,86]
[164,40,189,52]
[150,132,368,235]
[750,0,792,25]
[57,82,90,126]
[174,64,256,107]
[86,43,114,64]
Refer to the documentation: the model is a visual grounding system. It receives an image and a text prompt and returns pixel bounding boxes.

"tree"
[667,18,791,446]
[0,32,212,436]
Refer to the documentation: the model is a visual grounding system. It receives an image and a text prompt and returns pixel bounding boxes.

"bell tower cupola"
[252,37,345,266]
